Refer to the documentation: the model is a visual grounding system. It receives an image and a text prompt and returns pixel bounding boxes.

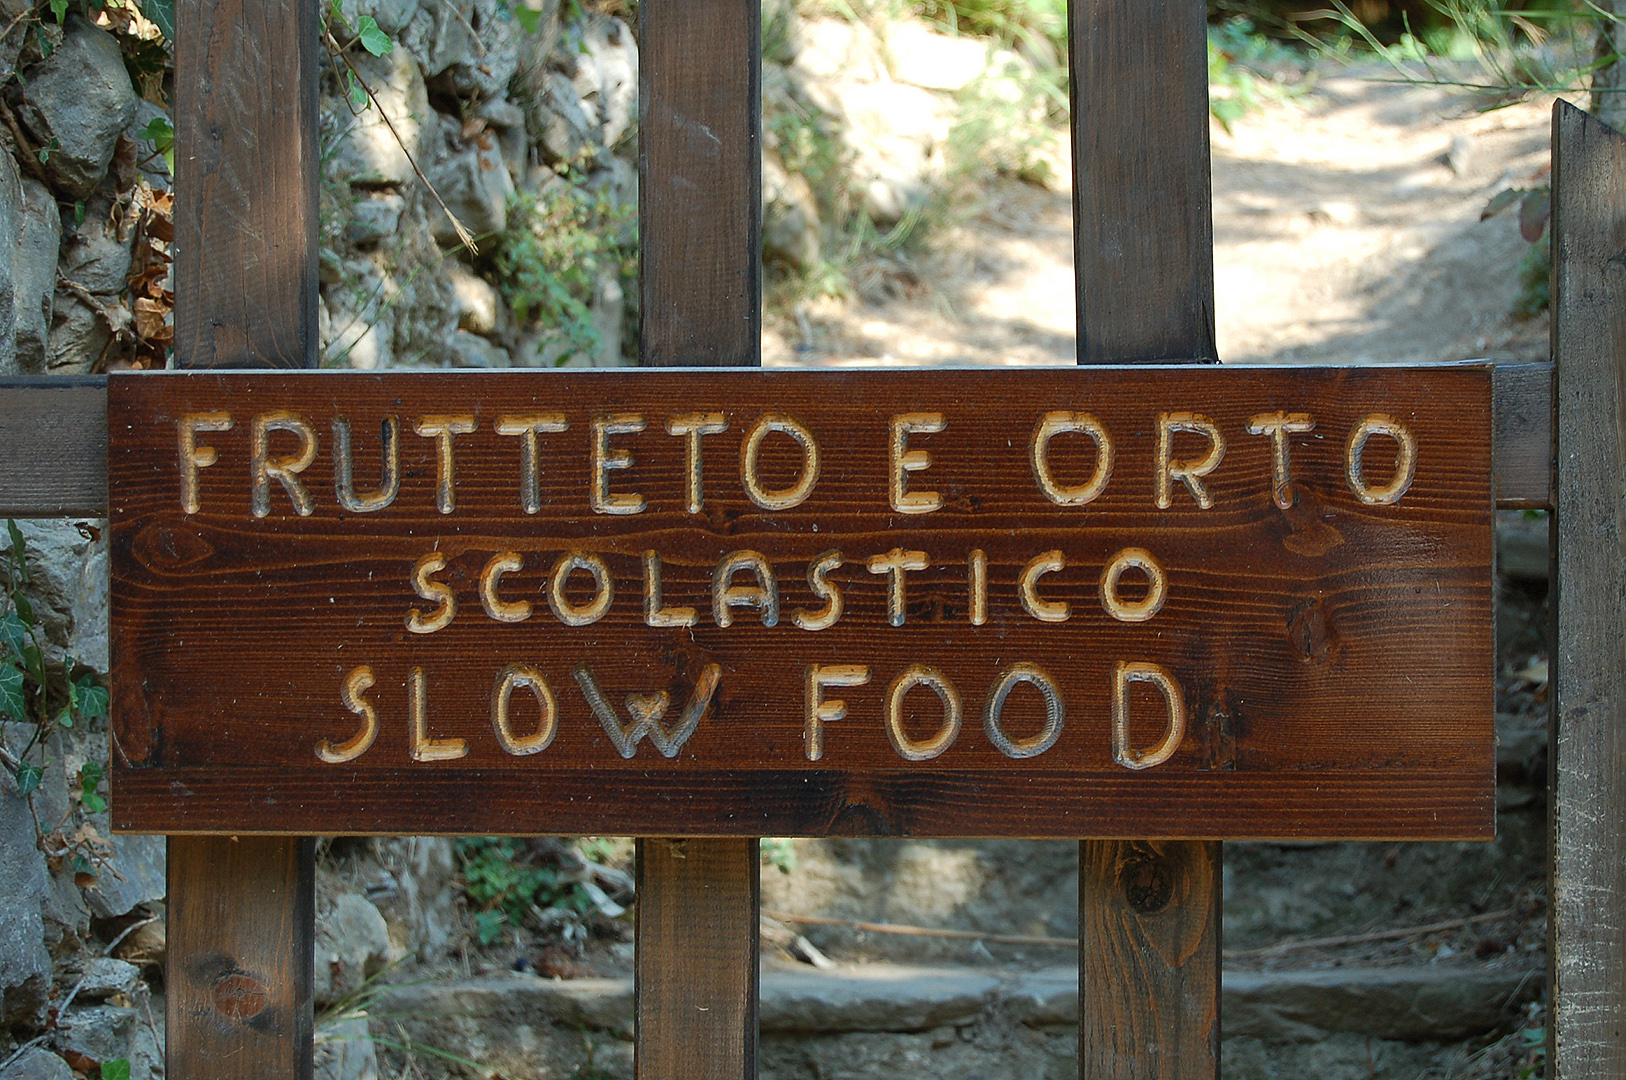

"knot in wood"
[211,971,270,1021]
[1120,853,1174,915]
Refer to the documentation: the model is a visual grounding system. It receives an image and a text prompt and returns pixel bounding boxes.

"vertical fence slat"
[1549,98,1626,1080]
[639,0,762,367]
[1070,1,1221,1076]
[167,0,319,1074]
[635,1,761,1076]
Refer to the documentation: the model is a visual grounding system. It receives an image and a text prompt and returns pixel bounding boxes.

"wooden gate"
[0,0,1621,1076]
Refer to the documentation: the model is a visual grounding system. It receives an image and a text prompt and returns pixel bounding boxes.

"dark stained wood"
[173,0,318,368]
[1549,99,1626,1080]
[167,835,316,1080]
[1069,0,1215,364]
[0,377,106,517]
[638,0,760,367]
[1494,362,1552,509]
[106,366,1495,839]
[1080,840,1220,1075]
[635,838,758,1079]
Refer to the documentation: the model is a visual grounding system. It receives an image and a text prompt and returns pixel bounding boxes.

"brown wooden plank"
[1069,0,1215,365]
[638,0,760,367]
[105,367,1494,840]
[1080,840,1220,1073]
[1549,99,1626,1080]
[1494,361,1552,509]
[635,838,758,1079]
[0,377,106,517]
[167,836,316,1080]
[173,0,318,368]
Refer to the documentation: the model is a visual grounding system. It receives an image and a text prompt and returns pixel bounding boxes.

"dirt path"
[768,69,1559,368]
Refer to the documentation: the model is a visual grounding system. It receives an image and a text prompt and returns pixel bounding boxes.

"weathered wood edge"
[0,363,1554,519]
[1548,99,1626,1080]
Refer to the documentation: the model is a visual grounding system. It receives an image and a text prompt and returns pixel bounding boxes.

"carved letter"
[573,662,722,759]
[1030,411,1112,506]
[177,412,233,514]
[644,550,698,628]
[548,550,614,627]
[251,411,317,517]
[409,667,467,762]
[741,413,820,510]
[890,413,946,514]
[983,662,1064,760]
[1100,547,1168,623]
[1345,414,1417,505]
[885,665,962,762]
[413,415,476,515]
[866,548,928,627]
[968,549,987,626]
[792,549,845,631]
[804,664,871,761]
[713,550,779,627]
[1156,413,1225,510]
[407,551,456,634]
[666,413,729,514]
[1245,411,1316,510]
[1111,661,1185,770]
[495,413,568,514]
[332,416,401,513]
[591,414,647,515]
[317,665,380,763]
[479,551,531,623]
[1019,550,1068,623]
[491,664,557,756]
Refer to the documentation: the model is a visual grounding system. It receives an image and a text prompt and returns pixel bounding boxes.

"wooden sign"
[107,366,1493,839]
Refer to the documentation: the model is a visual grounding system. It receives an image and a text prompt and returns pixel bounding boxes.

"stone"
[763,152,820,272]
[60,195,133,296]
[536,70,597,167]
[125,101,172,190]
[16,17,138,200]
[447,262,499,334]
[366,837,460,962]
[314,1015,379,1080]
[315,893,393,1005]
[54,1003,158,1079]
[345,192,407,248]
[72,958,141,1002]
[0,0,30,85]
[446,329,510,368]
[0,150,19,376]
[793,18,886,83]
[12,521,107,671]
[0,1048,73,1080]
[810,79,948,224]
[326,47,429,188]
[0,787,50,1030]
[886,21,998,92]
[45,294,112,375]
[83,835,164,920]
[426,140,512,248]
[761,965,999,1033]
[477,97,528,186]
[570,16,637,152]
[13,178,62,373]
[336,0,421,36]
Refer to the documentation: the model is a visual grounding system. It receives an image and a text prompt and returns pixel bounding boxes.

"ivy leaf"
[141,116,175,175]
[345,70,368,110]
[55,708,72,729]
[0,662,23,720]
[0,611,26,658]
[1519,189,1552,244]
[48,0,67,23]
[73,675,108,720]
[513,3,542,33]
[79,760,105,812]
[81,789,107,814]
[14,760,42,798]
[100,1059,131,1080]
[7,520,28,585]
[1481,186,1522,221]
[139,0,173,40]
[357,15,392,56]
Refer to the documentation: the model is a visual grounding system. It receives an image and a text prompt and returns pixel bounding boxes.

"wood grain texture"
[0,377,106,517]
[167,835,315,1080]
[1549,99,1626,1080]
[173,0,318,368]
[106,366,1495,838]
[1069,0,1215,364]
[638,0,760,367]
[1494,362,1552,509]
[635,838,758,1079]
[1080,840,1220,1076]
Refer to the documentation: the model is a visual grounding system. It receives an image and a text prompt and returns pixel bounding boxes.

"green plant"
[1518,1024,1547,1077]
[761,838,798,874]
[456,837,603,944]
[489,179,637,363]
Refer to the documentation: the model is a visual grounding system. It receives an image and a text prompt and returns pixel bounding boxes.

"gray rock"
[761,965,999,1033]
[570,16,637,152]
[366,837,459,962]
[447,263,499,335]
[54,1004,138,1067]
[477,97,528,187]
[0,150,20,375]
[314,1015,379,1080]
[83,834,164,920]
[345,192,407,248]
[72,957,142,1002]
[16,18,138,200]
[425,141,512,247]
[446,329,510,368]
[536,70,597,167]
[763,152,820,272]
[12,521,107,670]
[45,293,112,374]
[60,195,133,295]
[13,178,62,373]
[125,100,172,189]
[326,47,429,188]
[315,893,392,1005]
[0,788,50,1029]
[0,1048,73,1080]
[0,0,31,85]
